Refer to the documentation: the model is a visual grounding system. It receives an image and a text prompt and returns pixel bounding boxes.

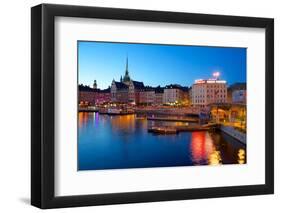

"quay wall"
[220,125,246,145]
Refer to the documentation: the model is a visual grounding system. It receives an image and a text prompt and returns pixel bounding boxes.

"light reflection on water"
[190,132,223,166]
[78,112,246,171]
[238,149,246,164]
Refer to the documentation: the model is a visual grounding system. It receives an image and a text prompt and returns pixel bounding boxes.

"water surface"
[78,112,246,170]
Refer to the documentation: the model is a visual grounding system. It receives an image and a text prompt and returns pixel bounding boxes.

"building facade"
[128,81,145,104]
[163,85,188,105]
[80,57,193,107]
[95,88,111,105]
[111,57,145,104]
[79,84,111,106]
[232,90,246,103]
[111,81,129,103]
[228,83,246,104]
[191,79,227,106]
[139,87,155,105]
[154,87,164,105]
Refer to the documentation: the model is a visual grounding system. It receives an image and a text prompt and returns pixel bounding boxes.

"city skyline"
[78,41,246,89]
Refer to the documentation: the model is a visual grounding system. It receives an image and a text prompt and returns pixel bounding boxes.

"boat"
[103,107,135,115]
[107,108,122,115]
[79,106,98,112]
[148,126,178,134]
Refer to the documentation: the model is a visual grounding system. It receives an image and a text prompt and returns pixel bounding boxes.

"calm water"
[78,112,246,171]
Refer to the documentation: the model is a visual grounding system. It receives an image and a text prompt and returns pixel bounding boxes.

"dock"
[148,123,218,134]
[147,116,198,122]
[99,108,135,115]
[79,107,98,112]
[148,127,178,134]
[107,111,135,115]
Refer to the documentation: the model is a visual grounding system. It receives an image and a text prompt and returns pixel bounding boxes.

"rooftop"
[165,84,190,91]
[194,79,227,84]
[79,84,94,92]
[131,80,145,89]
[114,81,129,89]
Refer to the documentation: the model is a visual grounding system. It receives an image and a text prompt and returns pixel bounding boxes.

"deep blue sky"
[78,41,246,89]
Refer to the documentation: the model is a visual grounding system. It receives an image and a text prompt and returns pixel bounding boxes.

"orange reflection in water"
[78,112,88,128]
[111,114,136,132]
[190,131,222,165]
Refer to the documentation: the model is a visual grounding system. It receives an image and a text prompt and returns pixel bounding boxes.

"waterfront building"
[232,90,246,103]
[78,85,97,106]
[209,103,246,131]
[154,86,164,105]
[95,87,111,105]
[78,84,111,106]
[163,84,188,105]
[181,86,190,106]
[209,81,246,128]
[191,78,227,106]
[228,83,246,104]
[111,57,145,104]
[139,87,156,105]
[128,80,145,104]
[111,80,129,103]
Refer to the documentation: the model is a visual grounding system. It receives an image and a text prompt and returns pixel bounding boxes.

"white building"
[191,79,227,106]
[163,85,186,104]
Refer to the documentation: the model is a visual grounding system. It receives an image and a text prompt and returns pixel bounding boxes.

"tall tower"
[93,80,97,89]
[122,56,131,83]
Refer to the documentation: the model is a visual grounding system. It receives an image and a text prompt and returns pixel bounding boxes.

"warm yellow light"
[209,150,222,165]
[238,149,246,164]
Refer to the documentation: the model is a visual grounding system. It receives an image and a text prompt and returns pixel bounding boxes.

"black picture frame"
[31,3,274,209]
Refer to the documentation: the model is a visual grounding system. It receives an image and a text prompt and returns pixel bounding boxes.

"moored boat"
[148,126,178,134]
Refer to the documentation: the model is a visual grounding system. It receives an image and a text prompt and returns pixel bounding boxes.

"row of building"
[110,58,190,105]
[191,79,246,106]
[79,58,246,107]
[79,82,189,106]
[78,83,111,107]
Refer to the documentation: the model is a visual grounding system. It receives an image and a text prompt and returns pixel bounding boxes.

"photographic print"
[31,4,274,208]
[78,41,247,171]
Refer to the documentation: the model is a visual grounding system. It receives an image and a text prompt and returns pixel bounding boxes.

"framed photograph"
[31,4,274,209]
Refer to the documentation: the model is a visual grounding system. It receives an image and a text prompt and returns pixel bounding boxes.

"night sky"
[78,41,246,89]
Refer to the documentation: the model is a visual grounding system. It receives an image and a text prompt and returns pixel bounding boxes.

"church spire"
[125,56,128,75]
[123,56,131,83]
